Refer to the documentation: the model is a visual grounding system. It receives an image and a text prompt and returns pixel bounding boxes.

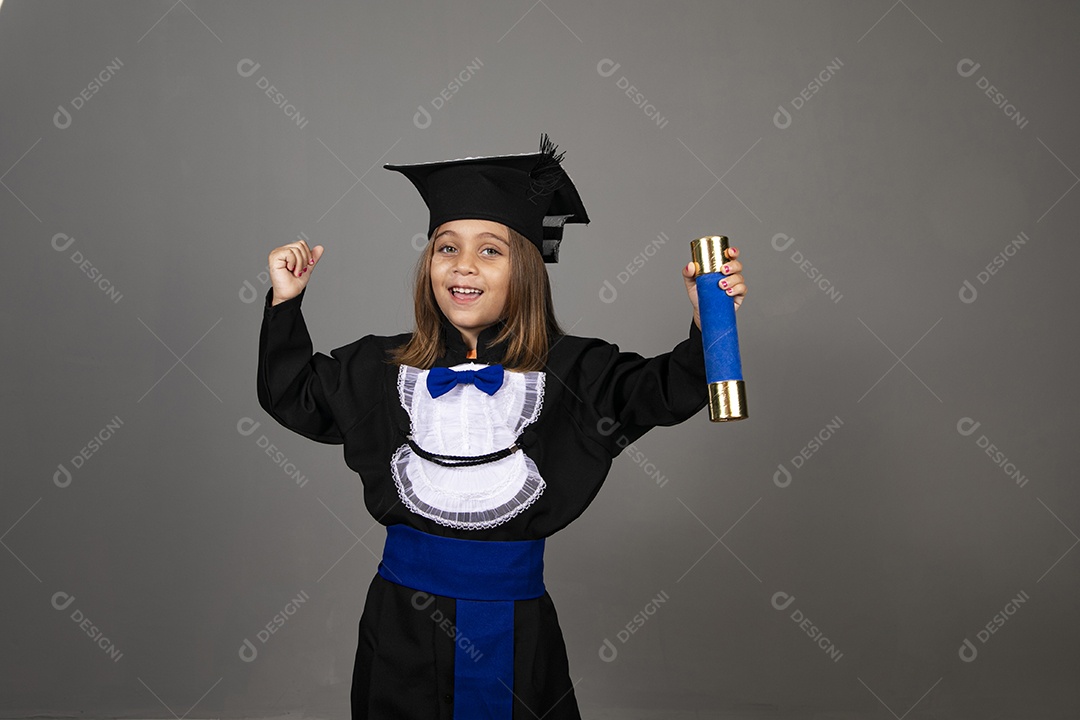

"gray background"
[2,1,1077,718]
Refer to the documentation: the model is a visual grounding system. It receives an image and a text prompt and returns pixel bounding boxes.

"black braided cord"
[406,436,520,468]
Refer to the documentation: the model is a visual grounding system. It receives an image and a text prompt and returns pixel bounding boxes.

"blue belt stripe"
[377,524,546,719]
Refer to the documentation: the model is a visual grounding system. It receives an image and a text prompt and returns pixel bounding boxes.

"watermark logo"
[597,59,669,130]
[956,417,1029,488]
[238,417,309,488]
[52,591,123,663]
[599,590,670,662]
[50,233,123,304]
[411,232,431,253]
[774,415,843,487]
[771,233,842,303]
[621,443,668,488]
[958,589,1030,662]
[54,57,124,130]
[599,232,669,304]
[238,589,310,662]
[413,58,483,129]
[596,417,668,487]
[773,57,843,130]
[771,591,843,662]
[54,415,124,488]
[956,59,1029,130]
[410,591,484,661]
[958,230,1029,304]
[237,59,309,130]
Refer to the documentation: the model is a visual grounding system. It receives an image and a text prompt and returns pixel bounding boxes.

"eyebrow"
[434,230,509,246]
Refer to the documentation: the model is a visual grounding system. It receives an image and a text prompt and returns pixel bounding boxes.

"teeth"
[452,287,481,295]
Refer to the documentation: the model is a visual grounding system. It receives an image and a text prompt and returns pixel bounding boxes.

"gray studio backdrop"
[3,1,1077,718]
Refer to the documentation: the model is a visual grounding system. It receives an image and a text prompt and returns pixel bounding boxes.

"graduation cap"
[384,133,589,262]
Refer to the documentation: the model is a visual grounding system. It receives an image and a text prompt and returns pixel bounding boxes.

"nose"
[452,252,477,274]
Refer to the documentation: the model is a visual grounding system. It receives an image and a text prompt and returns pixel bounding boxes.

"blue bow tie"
[426,364,505,399]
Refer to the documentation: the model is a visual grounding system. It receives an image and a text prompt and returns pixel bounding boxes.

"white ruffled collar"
[390,362,547,530]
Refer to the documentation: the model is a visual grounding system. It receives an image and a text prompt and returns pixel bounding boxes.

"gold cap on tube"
[708,379,747,421]
[691,235,729,276]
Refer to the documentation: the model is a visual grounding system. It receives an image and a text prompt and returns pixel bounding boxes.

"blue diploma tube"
[691,235,748,421]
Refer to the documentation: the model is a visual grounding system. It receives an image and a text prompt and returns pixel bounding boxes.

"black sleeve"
[256,286,349,445]
[572,319,710,457]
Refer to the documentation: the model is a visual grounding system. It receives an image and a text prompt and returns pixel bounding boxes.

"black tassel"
[528,132,567,202]
[537,132,566,165]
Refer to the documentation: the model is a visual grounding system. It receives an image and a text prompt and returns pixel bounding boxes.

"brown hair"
[386,225,564,372]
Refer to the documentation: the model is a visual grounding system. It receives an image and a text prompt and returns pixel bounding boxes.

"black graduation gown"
[256,286,709,719]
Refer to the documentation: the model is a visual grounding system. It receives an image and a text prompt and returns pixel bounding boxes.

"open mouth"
[450,286,483,302]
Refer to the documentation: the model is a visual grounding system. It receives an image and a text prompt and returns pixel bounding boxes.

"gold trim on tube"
[708,380,747,421]
[691,235,729,276]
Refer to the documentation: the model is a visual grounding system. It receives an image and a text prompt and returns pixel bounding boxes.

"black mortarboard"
[384,133,590,262]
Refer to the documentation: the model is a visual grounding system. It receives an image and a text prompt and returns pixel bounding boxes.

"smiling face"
[429,218,512,350]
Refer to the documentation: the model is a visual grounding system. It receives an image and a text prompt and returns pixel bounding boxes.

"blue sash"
[377,524,546,719]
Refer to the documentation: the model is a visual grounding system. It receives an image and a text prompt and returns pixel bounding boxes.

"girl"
[258,135,747,720]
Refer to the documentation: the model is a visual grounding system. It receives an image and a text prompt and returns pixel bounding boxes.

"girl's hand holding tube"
[682,245,745,331]
[268,238,325,306]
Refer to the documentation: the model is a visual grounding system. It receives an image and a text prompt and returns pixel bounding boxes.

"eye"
[481,246,502,256]
[436,243,456,254]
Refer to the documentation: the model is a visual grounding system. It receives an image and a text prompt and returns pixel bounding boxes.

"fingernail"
[309,258,314,264]
[722,265,729,273]
[720,279,728,288]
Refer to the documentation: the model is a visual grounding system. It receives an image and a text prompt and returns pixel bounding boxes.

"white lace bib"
[392,362,547,530]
